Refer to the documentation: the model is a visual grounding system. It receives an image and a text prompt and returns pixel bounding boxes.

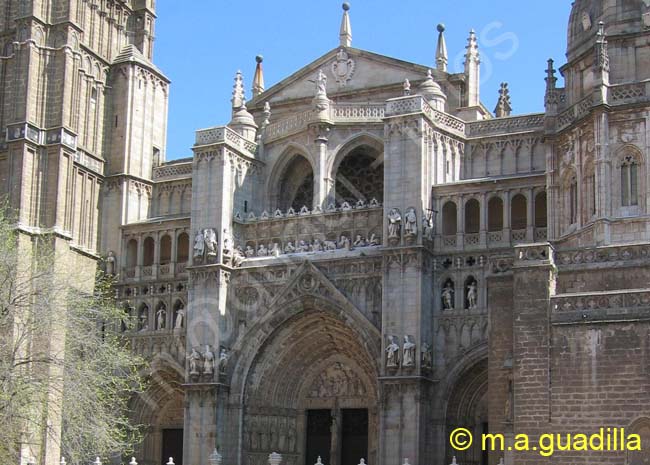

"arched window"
[143,237,155,266]
[173,300,185,329]
[569,177,578,225]
[621,155,639,207]
[511,194,527,230]
[126,239,138,268]
[160,235,172,265]
[488,197,503,232]
[442,201,458,236]
[277,154,314,211]
[464,199,480,234]
[534,191,548,227]
[177,233,189,263]
[335,145,384,205]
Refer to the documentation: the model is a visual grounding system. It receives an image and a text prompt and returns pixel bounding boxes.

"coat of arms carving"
[331,48,355,86]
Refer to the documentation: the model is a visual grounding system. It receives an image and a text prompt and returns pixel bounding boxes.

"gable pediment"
[250,47,446,106]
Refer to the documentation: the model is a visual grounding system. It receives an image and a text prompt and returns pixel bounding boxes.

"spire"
[252,55,265,97]
[464,29,480,107]
[436,24,448,72]
[339,3,352,47]
[494,82,512,118]
[231,70,245,110]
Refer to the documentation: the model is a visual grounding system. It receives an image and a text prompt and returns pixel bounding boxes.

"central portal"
[305,409,368,465]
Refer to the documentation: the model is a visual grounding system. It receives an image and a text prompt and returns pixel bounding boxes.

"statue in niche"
[369,233,380,246]
[353,234,367,247]
[193,230,205,262]
[222,231,232,257]
[339,235,352,250]
[258,243,268,256]
[324,240,337,251]
[386,335,400,368]
[403,335,416,367]
[188,348,202,375]
[204,229,218,259]
[138,309,149,331]
[297,240,310,253]
[442,280,455,310]
[404,207,417,237]
[174,306,185,329]
[105,251,116,276]
[315,69,327,97]
[156,307,166,330]
[403,78,411,96]
[388,208,402,240]
[271,243,281,257]
[203,345,215,376]
[466,280,478,310]
[422,212,435,240]
[245,245,256,257]
[233,246,245,267]
[311,239,324,252]
[284,241,296,254]
[219,348,229,375]
[421,342,433,368]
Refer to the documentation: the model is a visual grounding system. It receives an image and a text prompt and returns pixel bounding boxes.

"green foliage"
[0,210,147,463]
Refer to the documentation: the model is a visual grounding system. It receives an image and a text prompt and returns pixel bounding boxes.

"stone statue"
[174,306,185,329]
[388,208,402,240]
[324,240,337,251]
[105,251,116,276]
[188,348,202,375]
[404,207,417,237]
[315,69,327,97]
[285,241,296,254]
[369,234,380,246]
[403,78,411,96]
[312,239,324,252]
[421,342,433,368]
[233,246,245,267]
[139,309,149,331]
[353,234,367,247]
[203,345,215,376]
[219,348,229,374]
[156,307,166,330]
[339,235,351,250]
[271,243,281,257]
[204,229,218,259]
[297,240,310,253]
[258,243,268,257]
[423,213,435,240]
[245,245,256,258]
[403,335,416,367]
[467,281,478,310]
[442,281,455,310]
[386,335,400,368]
[193,230,205,262]
[222,233,232,257]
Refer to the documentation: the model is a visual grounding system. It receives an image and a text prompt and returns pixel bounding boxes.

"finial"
[60,458,66,465]
[262,101,272,127]
[209,449,222,465]
[545,58,557,90]
[268,452,283,465]
[494,82,512,118]
[232,70,246,110]
[436,23,448,72]
[315,456,324,465]
[340,3,352,47]
[166,458,175,465]
[595,21,609,73]
[94,458,102,465]
[450,457,458,465]
[252,55,265,97]
[129,459,138,465]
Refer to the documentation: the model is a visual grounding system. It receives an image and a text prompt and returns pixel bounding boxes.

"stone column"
[313,124,332,209]
[153,232,161,280]
[171,229,178,276]
[479,192,487,246]
[526,189,534,242]
[503,191,511,245]
[136,235,144,279]
[456,195,464,251]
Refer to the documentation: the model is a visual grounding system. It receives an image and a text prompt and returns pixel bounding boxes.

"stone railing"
[610,81,648,105]
[513,242,554,266]
[442,235,457,248]
[511,229,527,243]
[153,161,193,180]
[330,102,385,122]
[487,231,503,243]
[195,125,257,156]
[466,113,544,137]
[554,242,650,267]
[464,233,480,246]
[551,288,650,324]
[385,96,466,137]
[236,202,383,259]
[264,108,314,142]
[557,94,593,131]
[534,227,548,241]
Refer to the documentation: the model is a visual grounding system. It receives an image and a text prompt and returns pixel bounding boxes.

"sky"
[154,1,572,160]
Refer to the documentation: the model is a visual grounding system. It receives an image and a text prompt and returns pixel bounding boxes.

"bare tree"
[0,210,146,464]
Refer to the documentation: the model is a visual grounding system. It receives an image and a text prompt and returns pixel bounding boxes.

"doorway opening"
[162,429,183,465]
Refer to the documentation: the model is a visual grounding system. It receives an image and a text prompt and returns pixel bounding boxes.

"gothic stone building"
[3,1,650,465]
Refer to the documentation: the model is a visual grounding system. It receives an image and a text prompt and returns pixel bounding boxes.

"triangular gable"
[250,47,448,106]
[268,259,379,334]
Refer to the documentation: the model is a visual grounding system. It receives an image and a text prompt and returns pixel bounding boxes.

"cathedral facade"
[3,1,650,465]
